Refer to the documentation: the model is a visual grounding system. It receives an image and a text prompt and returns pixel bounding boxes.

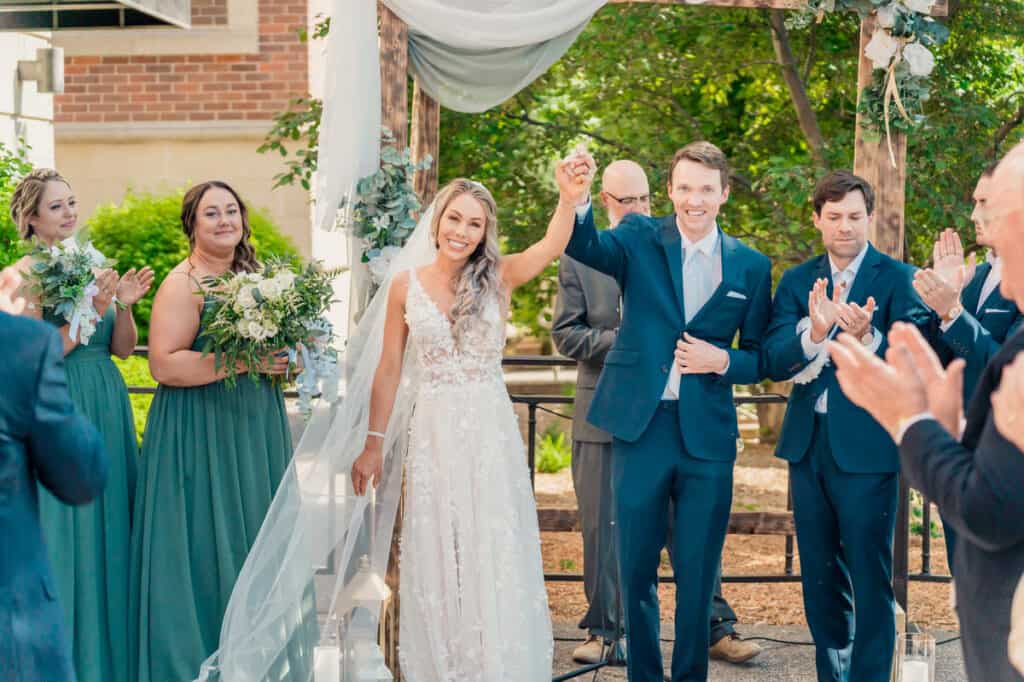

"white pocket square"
[726,290,748,300]
[984,308,1010,314]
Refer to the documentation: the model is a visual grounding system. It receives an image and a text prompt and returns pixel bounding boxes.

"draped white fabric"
[314,0,604,233]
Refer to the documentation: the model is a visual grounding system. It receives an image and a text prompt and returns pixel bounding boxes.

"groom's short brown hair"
[668,141,730,189]
[813,170,876,216]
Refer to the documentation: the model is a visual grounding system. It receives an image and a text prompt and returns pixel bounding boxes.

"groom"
[560,141,772,681]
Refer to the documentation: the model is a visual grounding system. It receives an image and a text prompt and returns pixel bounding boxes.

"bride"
[196,152,595,682]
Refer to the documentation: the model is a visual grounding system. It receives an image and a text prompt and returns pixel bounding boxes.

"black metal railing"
[124,349,949,617]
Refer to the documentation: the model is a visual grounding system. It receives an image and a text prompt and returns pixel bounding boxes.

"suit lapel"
[961,263,989,316]
[660,215,686,319]
[845,244,882,306]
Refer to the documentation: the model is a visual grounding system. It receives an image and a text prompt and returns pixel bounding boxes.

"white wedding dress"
[398,267,553,681]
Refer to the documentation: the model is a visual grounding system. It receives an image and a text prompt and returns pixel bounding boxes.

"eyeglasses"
[604,192,650,206]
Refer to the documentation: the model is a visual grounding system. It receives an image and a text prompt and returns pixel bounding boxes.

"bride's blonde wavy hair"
[430,179,503,340]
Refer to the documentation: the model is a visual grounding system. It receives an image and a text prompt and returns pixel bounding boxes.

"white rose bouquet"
[26,233,116,344]
[197,259,342,416]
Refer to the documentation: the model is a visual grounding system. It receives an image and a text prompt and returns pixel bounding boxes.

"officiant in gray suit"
[552,159,760,666]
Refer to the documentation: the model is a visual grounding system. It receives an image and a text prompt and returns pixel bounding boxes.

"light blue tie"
[684,248,711,324]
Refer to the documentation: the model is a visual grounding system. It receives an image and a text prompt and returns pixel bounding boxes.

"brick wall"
[54,0,306,124]
[192,0,228,26]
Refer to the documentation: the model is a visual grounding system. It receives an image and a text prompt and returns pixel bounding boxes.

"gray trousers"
[572,440,737,643]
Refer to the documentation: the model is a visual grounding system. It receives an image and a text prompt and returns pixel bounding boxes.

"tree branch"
[767,9,828,169]
[994,95,1024,155]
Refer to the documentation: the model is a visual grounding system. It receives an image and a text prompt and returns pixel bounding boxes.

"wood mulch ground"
[537,441,958,631]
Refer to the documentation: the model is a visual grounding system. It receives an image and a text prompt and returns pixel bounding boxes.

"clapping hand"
[675,332,729,374]
[808,277,842,343]
[836,296,877,340]
[933,228,977,291]
[92,268,120,311]
[0,266,26,315]
[916,229,977,318]
[116,266,155,306]
[556,143,596,207]
[993,354,1024,452]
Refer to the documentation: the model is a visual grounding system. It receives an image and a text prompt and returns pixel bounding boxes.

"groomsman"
[0,267,108,682]
[563,141,773,682]
[553,159,760,666]
[828,142,1024,682]
[762,171,932,681]
[913,164,1022,573]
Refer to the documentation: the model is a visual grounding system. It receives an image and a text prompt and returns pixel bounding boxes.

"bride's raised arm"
[351,272,410,495]
[500,151,596,291]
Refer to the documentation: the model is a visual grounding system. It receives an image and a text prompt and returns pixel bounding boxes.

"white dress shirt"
[800,244,882,413]
[663,227,723,399]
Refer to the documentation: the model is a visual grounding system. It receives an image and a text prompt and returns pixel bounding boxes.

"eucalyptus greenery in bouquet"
[26,233,116,344]
[336,127,432,287]
[197,258,343,416]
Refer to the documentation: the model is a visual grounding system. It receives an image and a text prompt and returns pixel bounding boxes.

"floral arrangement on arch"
[336,127,433,291]
[800,0,950,163]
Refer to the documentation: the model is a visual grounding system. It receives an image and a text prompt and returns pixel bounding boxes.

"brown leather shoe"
[572,636,604,664]
[709,633,762,664]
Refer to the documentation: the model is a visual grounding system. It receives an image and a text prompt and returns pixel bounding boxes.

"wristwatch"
[942,303,963,324]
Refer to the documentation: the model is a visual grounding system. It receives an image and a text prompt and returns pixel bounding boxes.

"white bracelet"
[366,431,386,439]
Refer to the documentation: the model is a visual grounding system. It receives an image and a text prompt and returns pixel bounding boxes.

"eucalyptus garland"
[336,127,433,286]
[801,0,950,162]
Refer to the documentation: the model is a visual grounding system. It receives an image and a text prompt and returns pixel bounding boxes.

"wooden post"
[853,14,907,261]
[377,4,408,680]
[411,80,441,205]
[379,3,409,149]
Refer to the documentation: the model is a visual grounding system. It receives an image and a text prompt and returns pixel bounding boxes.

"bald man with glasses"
[553,159,759,666]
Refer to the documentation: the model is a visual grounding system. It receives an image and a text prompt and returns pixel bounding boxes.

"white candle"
[902,659,931,682]
[314,645,341,682]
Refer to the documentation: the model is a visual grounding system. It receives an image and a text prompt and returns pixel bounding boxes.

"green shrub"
[0,142,33,268]
[536,427,572,474]
[113,355,156,444]
[88,189,300,343]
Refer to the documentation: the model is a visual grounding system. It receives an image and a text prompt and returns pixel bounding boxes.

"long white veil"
[195,202,438,681]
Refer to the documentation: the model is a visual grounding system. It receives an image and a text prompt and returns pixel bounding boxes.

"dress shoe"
[709,633,762,664]
[572,636,605,664]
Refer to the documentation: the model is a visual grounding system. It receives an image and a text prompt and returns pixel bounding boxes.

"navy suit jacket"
[934,261,1023,405]
[0,313,107,682]
[565,207,772,459]
[900,329,1024,682]
[763,246,933,474]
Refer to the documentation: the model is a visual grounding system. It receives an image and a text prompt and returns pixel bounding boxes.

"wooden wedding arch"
[371,1,949,677]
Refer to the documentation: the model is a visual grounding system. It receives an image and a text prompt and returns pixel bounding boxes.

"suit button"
[661,365,669,373]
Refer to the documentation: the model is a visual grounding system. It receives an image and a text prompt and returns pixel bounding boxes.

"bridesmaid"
[9,168,152,682]
[129,181,305,681]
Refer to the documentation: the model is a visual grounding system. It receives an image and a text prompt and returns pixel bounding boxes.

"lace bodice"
[404,268,505,388]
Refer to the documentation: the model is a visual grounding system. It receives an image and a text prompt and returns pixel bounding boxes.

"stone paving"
[552,622,967,682]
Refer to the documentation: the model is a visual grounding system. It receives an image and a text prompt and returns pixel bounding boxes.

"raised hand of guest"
[115,266,155,306]
[933,228,977,290]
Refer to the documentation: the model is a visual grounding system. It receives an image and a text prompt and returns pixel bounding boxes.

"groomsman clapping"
[828,141,1024,682]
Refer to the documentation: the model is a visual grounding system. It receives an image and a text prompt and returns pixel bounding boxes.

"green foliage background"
[88,189,299,343]
[0,143,33,267]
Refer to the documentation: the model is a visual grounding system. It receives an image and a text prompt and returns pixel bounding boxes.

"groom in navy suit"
[0,267,108,682]
[762,172,932,681]
[562,141,772,682]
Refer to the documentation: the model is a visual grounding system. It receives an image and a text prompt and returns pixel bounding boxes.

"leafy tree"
[261,1,1024,338]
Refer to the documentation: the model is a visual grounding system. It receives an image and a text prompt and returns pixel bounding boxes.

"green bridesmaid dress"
[39,306,138,682]
[129,325,313,682]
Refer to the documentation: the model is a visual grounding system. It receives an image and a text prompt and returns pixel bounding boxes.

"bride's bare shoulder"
[388,270,411,306]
